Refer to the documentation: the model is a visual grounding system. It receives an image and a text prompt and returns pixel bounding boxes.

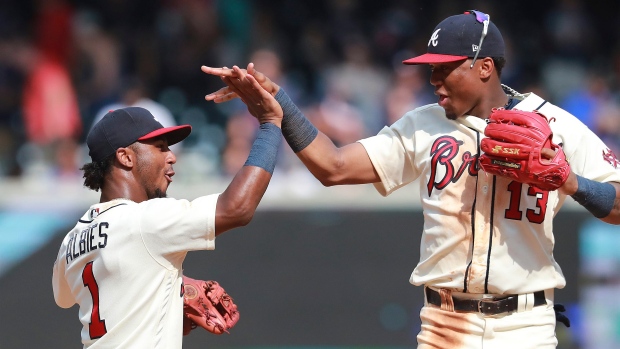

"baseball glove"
[479,108,570,191]
[182,275,240,335]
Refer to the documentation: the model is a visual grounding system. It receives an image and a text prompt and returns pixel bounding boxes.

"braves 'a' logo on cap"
[428,29,440,47]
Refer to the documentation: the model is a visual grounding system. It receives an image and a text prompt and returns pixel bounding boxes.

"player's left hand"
[182,276,240,336]
[479,108,571,191]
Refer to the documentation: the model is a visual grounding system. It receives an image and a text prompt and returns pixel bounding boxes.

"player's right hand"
[202,63,280,103]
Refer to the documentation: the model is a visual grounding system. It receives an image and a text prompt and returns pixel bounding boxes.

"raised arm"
[202,64,380,187]
[212,71,283,235]
[274,87,380,186]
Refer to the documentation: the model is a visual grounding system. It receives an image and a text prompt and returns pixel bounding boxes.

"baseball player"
[52,72,282,348]
[202,10,620,349]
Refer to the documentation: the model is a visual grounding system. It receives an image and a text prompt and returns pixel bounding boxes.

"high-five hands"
[201,63,280,104]
[202,64,282,126]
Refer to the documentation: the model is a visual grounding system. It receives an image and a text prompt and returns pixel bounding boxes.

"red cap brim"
[402,53,468,65]
[138,125,192,146]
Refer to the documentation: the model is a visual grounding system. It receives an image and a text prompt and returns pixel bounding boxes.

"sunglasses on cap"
[467,10,490,68]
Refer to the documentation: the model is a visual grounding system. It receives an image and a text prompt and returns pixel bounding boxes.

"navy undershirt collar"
[504,97,519,110]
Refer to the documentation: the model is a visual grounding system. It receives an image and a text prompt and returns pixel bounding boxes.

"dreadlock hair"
[80,155,114,192]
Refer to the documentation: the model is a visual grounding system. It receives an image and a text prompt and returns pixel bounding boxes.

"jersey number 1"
[82,261,107,339]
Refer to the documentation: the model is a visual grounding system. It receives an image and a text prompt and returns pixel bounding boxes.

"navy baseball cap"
[403,10,504,65]
[87,107,191,162]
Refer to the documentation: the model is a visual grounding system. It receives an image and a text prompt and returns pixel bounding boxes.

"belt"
[425,287,546,315]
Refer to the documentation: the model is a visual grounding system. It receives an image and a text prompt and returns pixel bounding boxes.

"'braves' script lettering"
[603,148,620,169]
[427,136,479,196]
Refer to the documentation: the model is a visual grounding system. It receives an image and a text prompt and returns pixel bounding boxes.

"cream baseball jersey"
[358,92,620,295]
[52,195,218,348]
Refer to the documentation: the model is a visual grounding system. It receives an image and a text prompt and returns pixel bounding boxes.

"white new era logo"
[472,44,479,52]
[428,29,440,47]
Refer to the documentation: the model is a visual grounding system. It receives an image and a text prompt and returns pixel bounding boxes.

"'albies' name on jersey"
[65,222,109,263]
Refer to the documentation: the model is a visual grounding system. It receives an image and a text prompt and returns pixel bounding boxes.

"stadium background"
[1,0,620,348]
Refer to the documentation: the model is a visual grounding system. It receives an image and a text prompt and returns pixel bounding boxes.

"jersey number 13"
[505,181,548,223]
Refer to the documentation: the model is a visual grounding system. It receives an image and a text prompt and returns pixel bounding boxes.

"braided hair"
[80,155,114,192]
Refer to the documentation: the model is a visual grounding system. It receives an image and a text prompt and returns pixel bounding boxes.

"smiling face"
[132,137,176,199]
[429,58,487,120]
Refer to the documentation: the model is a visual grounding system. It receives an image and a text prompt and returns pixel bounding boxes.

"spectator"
[6,36,82,178]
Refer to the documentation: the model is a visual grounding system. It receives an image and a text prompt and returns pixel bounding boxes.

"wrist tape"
[244,122,282,174]
[571,175,616,218]
[275,89,318,153]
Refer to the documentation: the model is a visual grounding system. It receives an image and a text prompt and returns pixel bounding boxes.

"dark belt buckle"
[477,298,500,314]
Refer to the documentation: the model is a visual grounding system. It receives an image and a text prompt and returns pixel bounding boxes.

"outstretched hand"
[205,65,283,126]
[202,63,280,103]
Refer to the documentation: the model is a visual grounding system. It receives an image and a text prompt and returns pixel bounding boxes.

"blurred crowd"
[0,0,620,184]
